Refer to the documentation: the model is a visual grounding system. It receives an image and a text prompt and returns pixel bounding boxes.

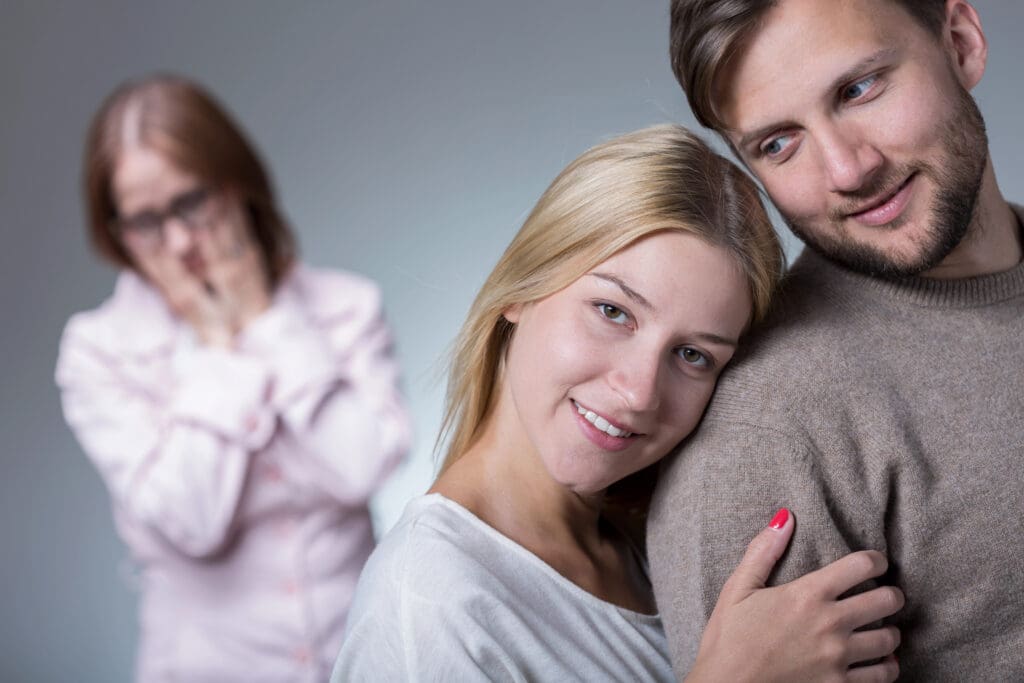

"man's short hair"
[669,0,947,131]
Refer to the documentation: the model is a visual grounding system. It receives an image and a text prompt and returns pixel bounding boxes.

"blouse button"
[245,413,261,433]
[293,646,311,663]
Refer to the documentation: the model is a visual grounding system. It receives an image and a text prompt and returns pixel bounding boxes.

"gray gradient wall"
[2,2,1022,680]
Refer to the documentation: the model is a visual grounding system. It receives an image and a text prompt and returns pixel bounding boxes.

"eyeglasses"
[112,186,218,251]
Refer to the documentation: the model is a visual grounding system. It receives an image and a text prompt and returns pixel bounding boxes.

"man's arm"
[647,419,882,677]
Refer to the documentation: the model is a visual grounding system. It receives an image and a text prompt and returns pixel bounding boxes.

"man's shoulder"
[728,265,858,363]
[705,253,882,425]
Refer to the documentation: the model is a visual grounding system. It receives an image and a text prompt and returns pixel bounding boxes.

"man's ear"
[944,0,987,90]
[502,303,523,324]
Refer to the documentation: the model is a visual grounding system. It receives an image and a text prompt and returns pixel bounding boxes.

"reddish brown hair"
[83,74,296,287]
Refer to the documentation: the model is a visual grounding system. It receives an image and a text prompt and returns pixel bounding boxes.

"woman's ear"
[502,303,523,324]
[944,0,987,90]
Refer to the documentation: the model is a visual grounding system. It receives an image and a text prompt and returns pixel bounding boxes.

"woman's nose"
[163,218,194,254]
[609,353,662,414]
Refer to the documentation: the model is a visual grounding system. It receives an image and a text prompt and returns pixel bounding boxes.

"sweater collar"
[793,203,1024,309]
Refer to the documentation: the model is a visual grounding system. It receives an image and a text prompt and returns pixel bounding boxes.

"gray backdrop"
[2,2,1022,681]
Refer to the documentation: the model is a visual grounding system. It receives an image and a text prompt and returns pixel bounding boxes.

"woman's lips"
[571,399,637,453]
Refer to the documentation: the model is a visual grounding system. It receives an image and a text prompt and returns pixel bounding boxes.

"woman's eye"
[677,347,709,367]
[597,303,629,325]
[172,188,212,227]
[843,75,876,101]
[122,212,161,235]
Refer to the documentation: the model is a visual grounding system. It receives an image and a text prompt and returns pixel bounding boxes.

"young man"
[648,0,1024,679]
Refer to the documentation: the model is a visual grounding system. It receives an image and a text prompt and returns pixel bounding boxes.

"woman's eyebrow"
[695,332,738,348]
[590,272,653,310]
[591,272,740,347]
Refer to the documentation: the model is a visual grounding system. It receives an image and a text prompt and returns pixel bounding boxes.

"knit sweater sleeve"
[646,418,880,678]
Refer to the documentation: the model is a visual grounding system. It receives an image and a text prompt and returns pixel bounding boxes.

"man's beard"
[785,86,988,278]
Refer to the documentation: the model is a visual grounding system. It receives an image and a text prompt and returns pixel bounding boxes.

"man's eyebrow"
[736,122,795,153]
[590,272,652,310]
[734,48,898,152]
[826,47,898,101]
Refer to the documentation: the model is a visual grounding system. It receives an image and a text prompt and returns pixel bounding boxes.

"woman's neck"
[430,396,656,614]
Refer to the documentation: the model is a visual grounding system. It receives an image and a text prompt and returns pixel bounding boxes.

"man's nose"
[818,124,883,194]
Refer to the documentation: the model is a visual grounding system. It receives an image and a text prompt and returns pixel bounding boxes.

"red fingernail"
[768,508,789,529]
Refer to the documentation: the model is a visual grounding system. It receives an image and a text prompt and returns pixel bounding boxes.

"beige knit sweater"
[649,212,1024,681]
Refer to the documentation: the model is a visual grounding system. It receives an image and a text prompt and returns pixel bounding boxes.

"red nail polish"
[768,508,789,530]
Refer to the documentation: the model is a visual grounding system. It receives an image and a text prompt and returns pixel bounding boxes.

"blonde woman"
[333,125,902,682]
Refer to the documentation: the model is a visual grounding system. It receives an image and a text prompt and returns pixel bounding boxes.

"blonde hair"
[438,124,783,471]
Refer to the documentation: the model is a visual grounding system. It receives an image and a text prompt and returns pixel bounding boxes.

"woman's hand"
[686,509,902,683]
[153,194,271,347]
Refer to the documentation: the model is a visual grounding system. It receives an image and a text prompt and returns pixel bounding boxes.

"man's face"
[720,0,987,277]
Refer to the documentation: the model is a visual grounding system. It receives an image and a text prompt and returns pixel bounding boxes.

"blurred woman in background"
[56,74,410,682]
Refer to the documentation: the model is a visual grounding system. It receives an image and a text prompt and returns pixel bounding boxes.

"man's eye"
[843,75,876,101]
[761,134,792,158]
[597,303,629,325]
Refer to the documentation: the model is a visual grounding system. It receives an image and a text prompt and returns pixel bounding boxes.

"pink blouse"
[56,263,411,682]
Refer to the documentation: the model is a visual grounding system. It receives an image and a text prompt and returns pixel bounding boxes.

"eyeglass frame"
[110,185,221,252]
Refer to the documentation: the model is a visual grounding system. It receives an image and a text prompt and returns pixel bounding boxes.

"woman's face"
[502,231,752,495]
[111,144,257,292]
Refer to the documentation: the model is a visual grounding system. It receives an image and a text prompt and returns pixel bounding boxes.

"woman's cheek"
[132,250,173,289]
[546,318,601,378]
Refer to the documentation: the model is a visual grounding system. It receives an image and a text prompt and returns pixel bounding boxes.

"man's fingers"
[719,508,794,600]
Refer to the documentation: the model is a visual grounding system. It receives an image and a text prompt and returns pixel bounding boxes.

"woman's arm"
[56,320,274,558]
[238,275,411,505]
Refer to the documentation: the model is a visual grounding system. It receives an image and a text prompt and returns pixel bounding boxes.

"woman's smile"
[572,398,638,452]
[572,399,636,438]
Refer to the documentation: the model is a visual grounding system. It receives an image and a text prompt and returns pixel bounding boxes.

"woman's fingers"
[846,654,899,683]
[718,508,794,601]
[845,626,901,665]
[158,263,209,316]
[838,585,905,629]
[196,205,269,324]
[803,550,889,599]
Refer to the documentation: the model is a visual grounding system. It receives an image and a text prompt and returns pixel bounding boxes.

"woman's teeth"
[574,400,632,438]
